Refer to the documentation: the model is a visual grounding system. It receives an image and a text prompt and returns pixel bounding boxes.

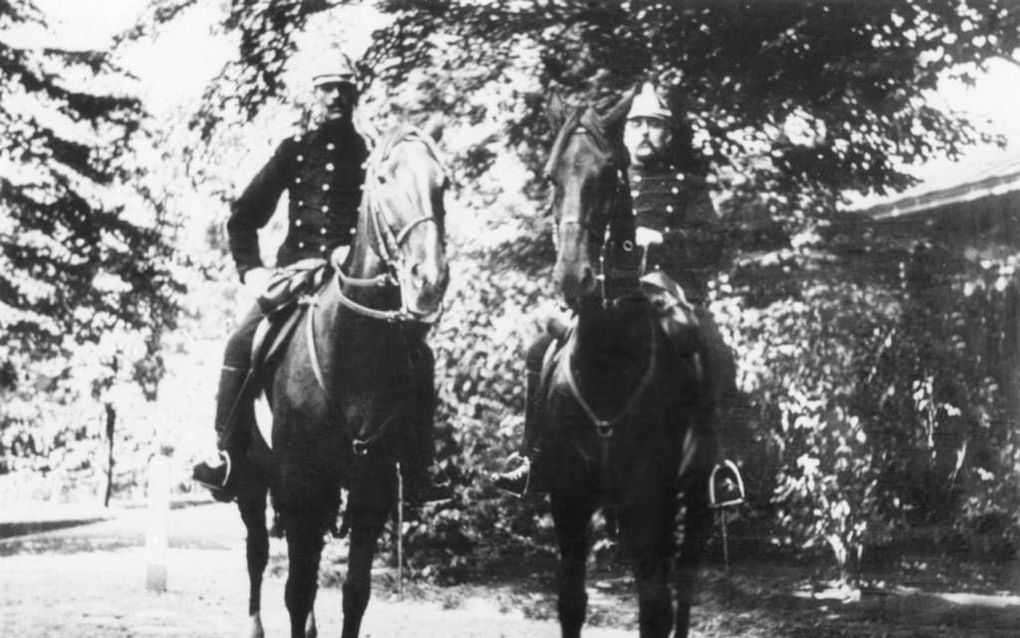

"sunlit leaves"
[1,1,183,478]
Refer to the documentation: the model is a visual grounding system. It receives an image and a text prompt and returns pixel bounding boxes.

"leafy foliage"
[713,232,1020,575]
[1,0,182,478]
[366,0,1019,218]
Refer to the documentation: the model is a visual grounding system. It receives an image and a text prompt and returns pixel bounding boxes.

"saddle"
[639,271,701,355]
[250,260,331,378]
[603,242,702,355]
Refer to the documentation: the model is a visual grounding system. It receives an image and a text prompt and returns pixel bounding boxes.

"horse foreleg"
[674,482,711,638]
[284,510,326,638]
[341,506,388,638]
[620,501,674,638]
[551,496,594,638]
[304,609,317,638]
[239,492,270,638]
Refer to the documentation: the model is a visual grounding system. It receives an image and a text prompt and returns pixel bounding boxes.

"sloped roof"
[864,147,1020,220]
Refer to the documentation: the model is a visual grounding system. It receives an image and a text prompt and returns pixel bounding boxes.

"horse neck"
[342,210,399,311]
[312,262,405,391]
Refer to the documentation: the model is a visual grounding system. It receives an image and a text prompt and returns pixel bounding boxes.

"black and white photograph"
[1,1,1018,636]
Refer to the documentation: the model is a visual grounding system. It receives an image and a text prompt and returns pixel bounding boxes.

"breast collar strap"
[562,308,658,438]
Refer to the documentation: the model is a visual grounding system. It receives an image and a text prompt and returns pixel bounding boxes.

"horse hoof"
[246,613,265,638]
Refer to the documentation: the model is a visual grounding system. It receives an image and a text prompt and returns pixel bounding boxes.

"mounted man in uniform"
[494,81,738,498]
[192,54,450,505]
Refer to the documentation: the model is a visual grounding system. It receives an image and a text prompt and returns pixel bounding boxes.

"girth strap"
[303,294,326,392]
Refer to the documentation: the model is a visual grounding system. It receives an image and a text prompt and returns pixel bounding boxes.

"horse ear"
[547,92,568,131]
[423,114,444,143]
[600,86,636,133]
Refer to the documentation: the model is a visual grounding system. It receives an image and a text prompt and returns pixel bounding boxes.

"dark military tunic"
[227,118,369,281]
[629,163,723,302]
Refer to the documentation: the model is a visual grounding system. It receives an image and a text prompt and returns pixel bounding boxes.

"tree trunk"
[104,402,116,508]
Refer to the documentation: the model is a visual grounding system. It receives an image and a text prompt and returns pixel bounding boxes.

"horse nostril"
[410,263,421,280]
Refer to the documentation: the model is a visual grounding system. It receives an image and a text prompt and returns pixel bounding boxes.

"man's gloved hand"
[243,267,272,296]
[635,226,664,247]
[329,245,349,268]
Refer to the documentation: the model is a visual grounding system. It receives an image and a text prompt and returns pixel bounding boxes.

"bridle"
[544,109,634,304]
[335,130,447,324]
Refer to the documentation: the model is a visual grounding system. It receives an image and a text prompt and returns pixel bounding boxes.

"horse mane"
[543,104,629,179]
[357,124,447,230]
[543,108,581,178]
[544,102,634,251]
[368,125,445,170]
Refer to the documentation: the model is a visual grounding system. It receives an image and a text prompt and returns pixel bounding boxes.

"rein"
[563,303,658,441]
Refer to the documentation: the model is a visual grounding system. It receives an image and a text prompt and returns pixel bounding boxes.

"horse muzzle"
[398,260,449,321]
[554,256,599,311]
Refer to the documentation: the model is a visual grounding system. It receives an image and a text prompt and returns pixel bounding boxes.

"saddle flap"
[640,272,701,354]
[250,262,332,376]
[250,306,306,378]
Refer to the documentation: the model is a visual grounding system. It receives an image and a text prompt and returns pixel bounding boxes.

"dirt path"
[0,502,632,638]
[3,501,1020,637]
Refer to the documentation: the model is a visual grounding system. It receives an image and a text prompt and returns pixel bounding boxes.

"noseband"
[336,131,447,323]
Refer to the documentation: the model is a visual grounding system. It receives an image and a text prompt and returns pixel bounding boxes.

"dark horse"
[540,92,713,638]
[236,125,450,638]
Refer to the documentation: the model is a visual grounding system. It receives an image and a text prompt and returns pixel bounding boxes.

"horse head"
[544,90,634,311]
[342,125,450,321]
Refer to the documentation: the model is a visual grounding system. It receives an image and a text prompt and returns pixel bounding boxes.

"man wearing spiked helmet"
[192,54,450,505]
[494,81,736,497]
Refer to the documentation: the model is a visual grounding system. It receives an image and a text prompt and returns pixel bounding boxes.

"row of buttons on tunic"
[631,173,688,183]
[294,219,357,233]
[293,142,337,154]
[294,179,335,189]
[293,221,331,233]
[295,227,358,251]
[296,156,336,169]
[294,181,363,192]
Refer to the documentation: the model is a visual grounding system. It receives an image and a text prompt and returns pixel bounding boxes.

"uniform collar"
[315,116,356,140]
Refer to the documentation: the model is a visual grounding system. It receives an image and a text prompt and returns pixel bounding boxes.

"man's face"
[624,116,672,167]
[314,81,358,122]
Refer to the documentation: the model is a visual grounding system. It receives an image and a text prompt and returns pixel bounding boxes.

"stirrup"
[493,453,531,497]
[192,451,234,502]
[709,459,745,508]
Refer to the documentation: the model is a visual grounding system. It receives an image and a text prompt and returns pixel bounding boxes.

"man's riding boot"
[493,369,544,497]
[191,366,253,502]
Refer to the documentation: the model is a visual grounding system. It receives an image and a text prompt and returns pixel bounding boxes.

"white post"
[395,462,403,601]
[145,452,170,593]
